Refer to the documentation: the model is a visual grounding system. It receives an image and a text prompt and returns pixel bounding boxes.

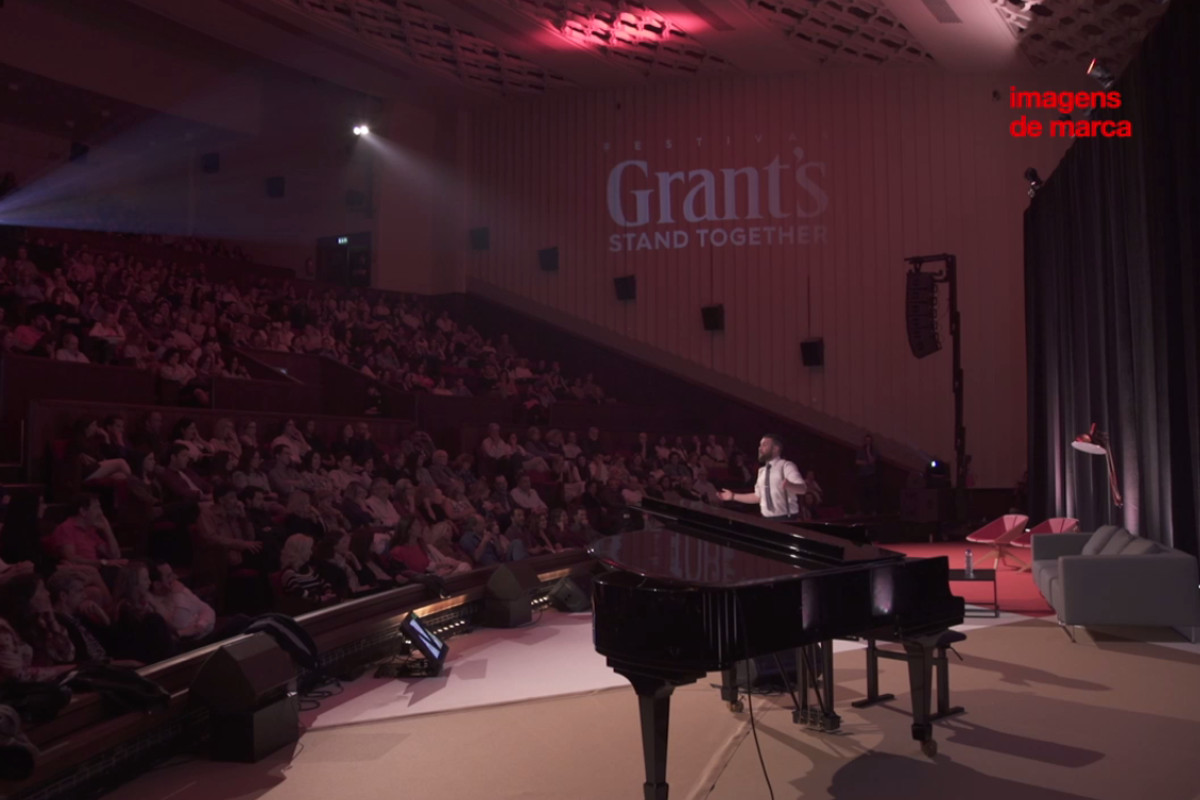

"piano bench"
[850,631,966,721]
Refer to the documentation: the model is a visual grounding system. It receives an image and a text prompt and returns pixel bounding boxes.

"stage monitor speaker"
[200,152,220,174]
[210,694,299,763]
[69,142,88,163]
[801,338,824,367]
[538,246,559,272]
[265,176,286,199]
[469,227,490,251]
[190,634,296,715]
[548,574,592,612]
[906,271,940,358]
[701,304,724,331]
[614,275,636,301]
[481,561,541,627]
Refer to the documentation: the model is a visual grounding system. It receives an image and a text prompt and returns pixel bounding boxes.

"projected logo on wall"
[605,142,828,253]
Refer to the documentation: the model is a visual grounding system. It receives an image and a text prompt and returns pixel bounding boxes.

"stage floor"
[99,605,1200,800]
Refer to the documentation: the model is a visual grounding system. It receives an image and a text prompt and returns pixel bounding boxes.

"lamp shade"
[1072,423,1107,455]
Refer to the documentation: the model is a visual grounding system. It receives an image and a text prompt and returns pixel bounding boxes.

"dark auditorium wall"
[460,69,1081,487]
[0,0,419,272]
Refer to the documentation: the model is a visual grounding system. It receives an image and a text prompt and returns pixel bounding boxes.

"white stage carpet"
[303,610,628,729]
[303,604,1024,731]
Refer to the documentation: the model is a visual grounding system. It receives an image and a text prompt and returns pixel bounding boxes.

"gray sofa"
[1031,525,1200,640]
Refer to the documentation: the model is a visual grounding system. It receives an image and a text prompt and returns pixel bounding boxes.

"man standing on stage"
[717,434,807,520]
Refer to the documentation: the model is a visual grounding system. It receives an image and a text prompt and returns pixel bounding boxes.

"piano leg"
[719,668,743,713]
[902,636,939,757]
[612,668,704,800]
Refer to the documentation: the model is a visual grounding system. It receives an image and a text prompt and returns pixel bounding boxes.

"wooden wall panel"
[461,68,1074,486]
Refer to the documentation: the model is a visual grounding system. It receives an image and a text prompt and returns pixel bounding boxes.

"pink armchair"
[965,514,1029,570]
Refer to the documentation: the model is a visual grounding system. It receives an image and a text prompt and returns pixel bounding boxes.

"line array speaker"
[906,271,940,358]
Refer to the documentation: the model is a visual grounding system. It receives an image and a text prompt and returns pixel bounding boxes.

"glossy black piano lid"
[631,496,903,569]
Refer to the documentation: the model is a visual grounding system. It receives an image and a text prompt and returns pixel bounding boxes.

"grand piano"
[589,496,964,800]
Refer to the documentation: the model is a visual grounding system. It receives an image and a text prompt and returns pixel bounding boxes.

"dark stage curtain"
[1026,0,1200,554]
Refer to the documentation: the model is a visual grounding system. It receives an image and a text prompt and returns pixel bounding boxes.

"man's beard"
[758,452,771,465]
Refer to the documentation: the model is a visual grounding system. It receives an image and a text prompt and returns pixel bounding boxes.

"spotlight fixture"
[1024,167,1043,198]
[1086,58,1116,90]
[352,124,370,136]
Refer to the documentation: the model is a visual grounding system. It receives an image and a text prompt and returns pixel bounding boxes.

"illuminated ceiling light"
[353,124,370,136]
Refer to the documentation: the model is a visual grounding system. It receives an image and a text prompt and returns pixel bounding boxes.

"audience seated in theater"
[487,476,514,521]
[268,445,302,498]
[198,484,263,567]
[297,450,334,496]
[388,517,469,577]
[459,514,526,566]
[510,473,548,515]
[527,512,563,556]
[337,482,375,530]
[133,411,167,459]
[68,418,133,487]
[110,562,174,663]
[349,530,409,586]
[441,481,477,526]
[312,531,378,598]
[427,450,457,489]
[209,418,242,460]
[44,494,123,601]
[284,491,329,540]
[147,562,232,645]
[0,575,77,680]
[569,507,600,545]
[48,570,140,668]
[364,479,402,529]
[238,421,261,455]
[161,443,211,507]
[271,419,311,462]
[172,418,216,462]
[54,333,89,363]
[278,534,337,604]
[547,508,585,550]
[238,449,273,497]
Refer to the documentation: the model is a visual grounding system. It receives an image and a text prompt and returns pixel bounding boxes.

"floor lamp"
[1071,423,1123,526]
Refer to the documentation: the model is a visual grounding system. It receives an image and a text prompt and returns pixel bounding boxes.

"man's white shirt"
[754,458,805,517]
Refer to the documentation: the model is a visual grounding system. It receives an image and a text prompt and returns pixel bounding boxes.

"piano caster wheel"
[921,739,938,758]
[729,700,744,713]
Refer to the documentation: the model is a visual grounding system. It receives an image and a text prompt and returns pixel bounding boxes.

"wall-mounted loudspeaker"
[614,275,636,301]
[200,152,220,174]
[538,246,559,272]
[469,227,490,251]
[801,338,824,367]
[69,142,89,163]
[701,304,724,331]
[265,176,285,199]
